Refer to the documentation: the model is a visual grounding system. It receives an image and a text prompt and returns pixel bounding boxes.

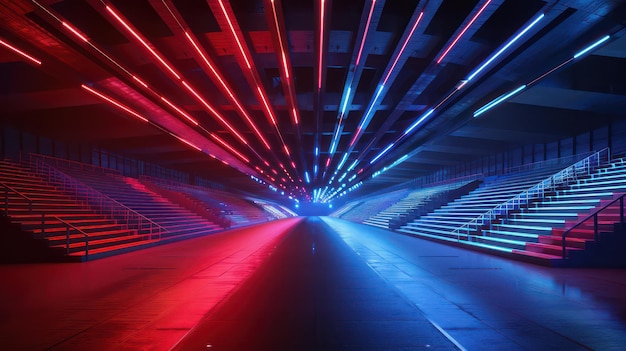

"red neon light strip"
[436,0,491,64]
[382,11,424,85]
[81,85,148,123]
[270,0,290,79]
[257,86,277,125]
[182,81,248,145]
[349,127,362,147]
[184,32,271,149]
[106,6,181,80]
[210,133,250,163]
[217,0,252,69]
[172,134,202,151]
[62,22,89,42]
[355,0,376,66]
[318,0,326,90]
[0,39,41,65]
[132,75,149,88]
[160,96,199,125]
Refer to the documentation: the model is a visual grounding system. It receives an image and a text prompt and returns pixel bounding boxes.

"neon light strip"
[347,159,359,171]
[355,0,377,66]
[0,38,41,65]
[318,0,326,90]
[183,32,271,149]
[210,133,250,163]
[132,75,149,88]
[473,85,526,117]
[182,80,248,145]
[62,22,89,42]
[172,134,202,151]
[270,0,290,80]
[160,97,199,125]
[217,0,251,69]
[337,153,349,171]
[436,0,491,64]
[404,108,434,135]
[349,84,384,147]
[81,85,148,123]
[382,11,424,85]
[370,143,395,164]
[106,6,181,80]
[573,35,610,59]
[467,13,544,81]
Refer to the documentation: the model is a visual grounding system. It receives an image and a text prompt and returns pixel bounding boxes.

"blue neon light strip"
[573,35,610,59]
[473,85,526,117]
[370,143,395,164]
[467,14,544,82]
[304,171,311,183]
[337,153,349,171]
[404,108,434,135]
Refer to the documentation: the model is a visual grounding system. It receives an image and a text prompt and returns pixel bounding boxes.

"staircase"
[498,159,626,264]
[339,189,412,223]
[0,160,157,261]
[363,179,480,230]
[398,165,565,243]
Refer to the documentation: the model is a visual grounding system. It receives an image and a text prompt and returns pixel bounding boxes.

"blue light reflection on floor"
[321,217,626,351]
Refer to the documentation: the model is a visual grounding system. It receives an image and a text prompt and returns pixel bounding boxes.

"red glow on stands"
[182,80,248,145]
[318,0,326,90]
[326,157,331,168]
[272,169,278,175]
[0,38,41,65]
[382,11,424,85]
[217,0,252,69]
[132,75,149,88]
[106,6,181,80]
[355,0,376,66]
[291,161,296,169]
[62,22,89,42]
[210,133,250,163]
[160,96,199,125]
[184,32,271,150]
[436,0,491,64]
[81,85,148,123]
[264,160,271,167]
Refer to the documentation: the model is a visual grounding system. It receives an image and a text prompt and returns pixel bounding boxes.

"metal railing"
[1,181,33,215]
[55,216,89,260]
[451,148,610,241]
[28,156,166,241]
[561,194,625,258]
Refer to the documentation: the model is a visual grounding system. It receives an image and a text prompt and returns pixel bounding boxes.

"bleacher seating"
[141,178,277,227]
[398,165,567,243]
[338,189,412,223]
[41,162,222,241]
[362,179,480,230]
[0,160,157,261]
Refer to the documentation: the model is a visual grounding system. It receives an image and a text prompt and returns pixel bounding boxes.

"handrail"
[451,148,610,241]
[54,216,89,260]
[561,193,625,258]
[28,156,166,241]
[1,181,33,214]
[30,153,120,175]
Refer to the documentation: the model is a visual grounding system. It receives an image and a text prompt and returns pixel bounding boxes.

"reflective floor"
[1,216,626,350]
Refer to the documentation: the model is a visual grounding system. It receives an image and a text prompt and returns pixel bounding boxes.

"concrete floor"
[1,216,626,350]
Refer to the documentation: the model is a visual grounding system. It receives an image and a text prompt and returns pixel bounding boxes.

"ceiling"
[1,0,626,205]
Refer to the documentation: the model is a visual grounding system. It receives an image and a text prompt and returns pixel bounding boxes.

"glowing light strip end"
[473,85,526,117]
[370,143,395,164]
[573,35,610,59]
[0,39,41,65]
[81,85,148,123]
